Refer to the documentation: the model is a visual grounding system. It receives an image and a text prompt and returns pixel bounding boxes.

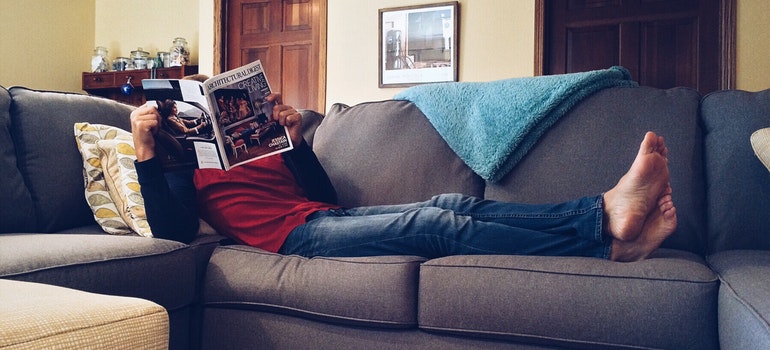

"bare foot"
[602,132,670,242]
[610,188,678,262]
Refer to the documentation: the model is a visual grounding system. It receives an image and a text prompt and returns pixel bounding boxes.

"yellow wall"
[0,0,95,92]
[325,0,770,107]
[0,0,204,92]
[93,0,200,68]
[326,0,535,107]
[1,0,768,105]
[736,0,770,92]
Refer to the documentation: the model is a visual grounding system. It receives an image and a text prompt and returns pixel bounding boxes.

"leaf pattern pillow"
[97,138,152,237]
[74,123,151,237]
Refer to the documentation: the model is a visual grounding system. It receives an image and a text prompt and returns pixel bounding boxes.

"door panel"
[566,25,620,73]
[225,0,326,111]
[540,0,732,93]
[282,44,313,109]
[639,19,698,89]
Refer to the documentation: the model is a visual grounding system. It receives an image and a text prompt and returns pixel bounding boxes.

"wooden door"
[537,0,735,93]
[222,0,326,112]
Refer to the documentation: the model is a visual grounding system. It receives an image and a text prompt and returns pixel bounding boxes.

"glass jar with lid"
[130,48,150,70]
[168,37,190,67]
[91,46,110,72]
[112,57,129,71]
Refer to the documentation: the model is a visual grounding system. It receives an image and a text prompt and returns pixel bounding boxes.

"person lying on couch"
[131,93,677,263]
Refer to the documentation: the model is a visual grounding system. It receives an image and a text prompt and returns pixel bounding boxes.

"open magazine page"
[142,79,224,171]
[202,60,294,169]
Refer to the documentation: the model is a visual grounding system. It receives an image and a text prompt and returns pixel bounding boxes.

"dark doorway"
[536,0,735,93]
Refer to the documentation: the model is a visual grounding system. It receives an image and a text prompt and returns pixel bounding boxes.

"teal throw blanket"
[394,66,638,182]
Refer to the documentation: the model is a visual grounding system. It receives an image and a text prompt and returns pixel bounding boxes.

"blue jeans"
[279,193,611,259]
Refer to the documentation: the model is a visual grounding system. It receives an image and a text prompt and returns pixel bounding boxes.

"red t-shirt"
[193,155,338,252]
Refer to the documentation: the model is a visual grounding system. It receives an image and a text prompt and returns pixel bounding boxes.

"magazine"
[141,60,293,171]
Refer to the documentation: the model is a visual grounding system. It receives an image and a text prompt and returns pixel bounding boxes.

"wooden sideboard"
[82,65,199,106]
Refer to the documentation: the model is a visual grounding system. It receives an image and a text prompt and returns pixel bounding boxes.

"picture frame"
[379,2,459,88]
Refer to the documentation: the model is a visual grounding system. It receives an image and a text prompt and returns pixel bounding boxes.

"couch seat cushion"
[0,233,197,311]
[203,245,425,328]
[418,249,719,349]
[707,250,770,350]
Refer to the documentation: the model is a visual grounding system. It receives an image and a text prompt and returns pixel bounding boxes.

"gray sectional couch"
[1,84,768,349]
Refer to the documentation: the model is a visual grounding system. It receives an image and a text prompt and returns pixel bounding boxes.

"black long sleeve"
[282,140,338,205]
[135,157,200,243]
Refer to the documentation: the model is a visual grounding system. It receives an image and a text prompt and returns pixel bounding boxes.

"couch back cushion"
[700,89,770,253]
[486,86,707,255]
[8,88,134,232]
[313,100,485,207]
[0,86,36,232]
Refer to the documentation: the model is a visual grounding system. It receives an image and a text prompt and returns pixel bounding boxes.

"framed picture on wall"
[379,2,459,88]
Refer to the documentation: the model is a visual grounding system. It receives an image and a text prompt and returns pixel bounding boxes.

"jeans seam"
[317,233,502,257]
[596,194,612,259]
[462,202,601,220]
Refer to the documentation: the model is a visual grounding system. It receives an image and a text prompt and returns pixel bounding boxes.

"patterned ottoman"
[0,279,168,350]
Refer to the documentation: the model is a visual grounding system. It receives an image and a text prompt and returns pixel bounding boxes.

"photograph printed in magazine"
[142,60,294,172]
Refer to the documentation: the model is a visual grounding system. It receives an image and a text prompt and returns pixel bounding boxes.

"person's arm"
[135,158,200,243]
[168,117,204,136]
[282,140,338,204]
[268,93,337,204]
[180,117,198,127]
[131,104,198,243]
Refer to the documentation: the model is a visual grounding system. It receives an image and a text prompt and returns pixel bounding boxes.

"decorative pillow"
[97,138,152,237]
[74,123,151,237]
[751,127,770,172]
